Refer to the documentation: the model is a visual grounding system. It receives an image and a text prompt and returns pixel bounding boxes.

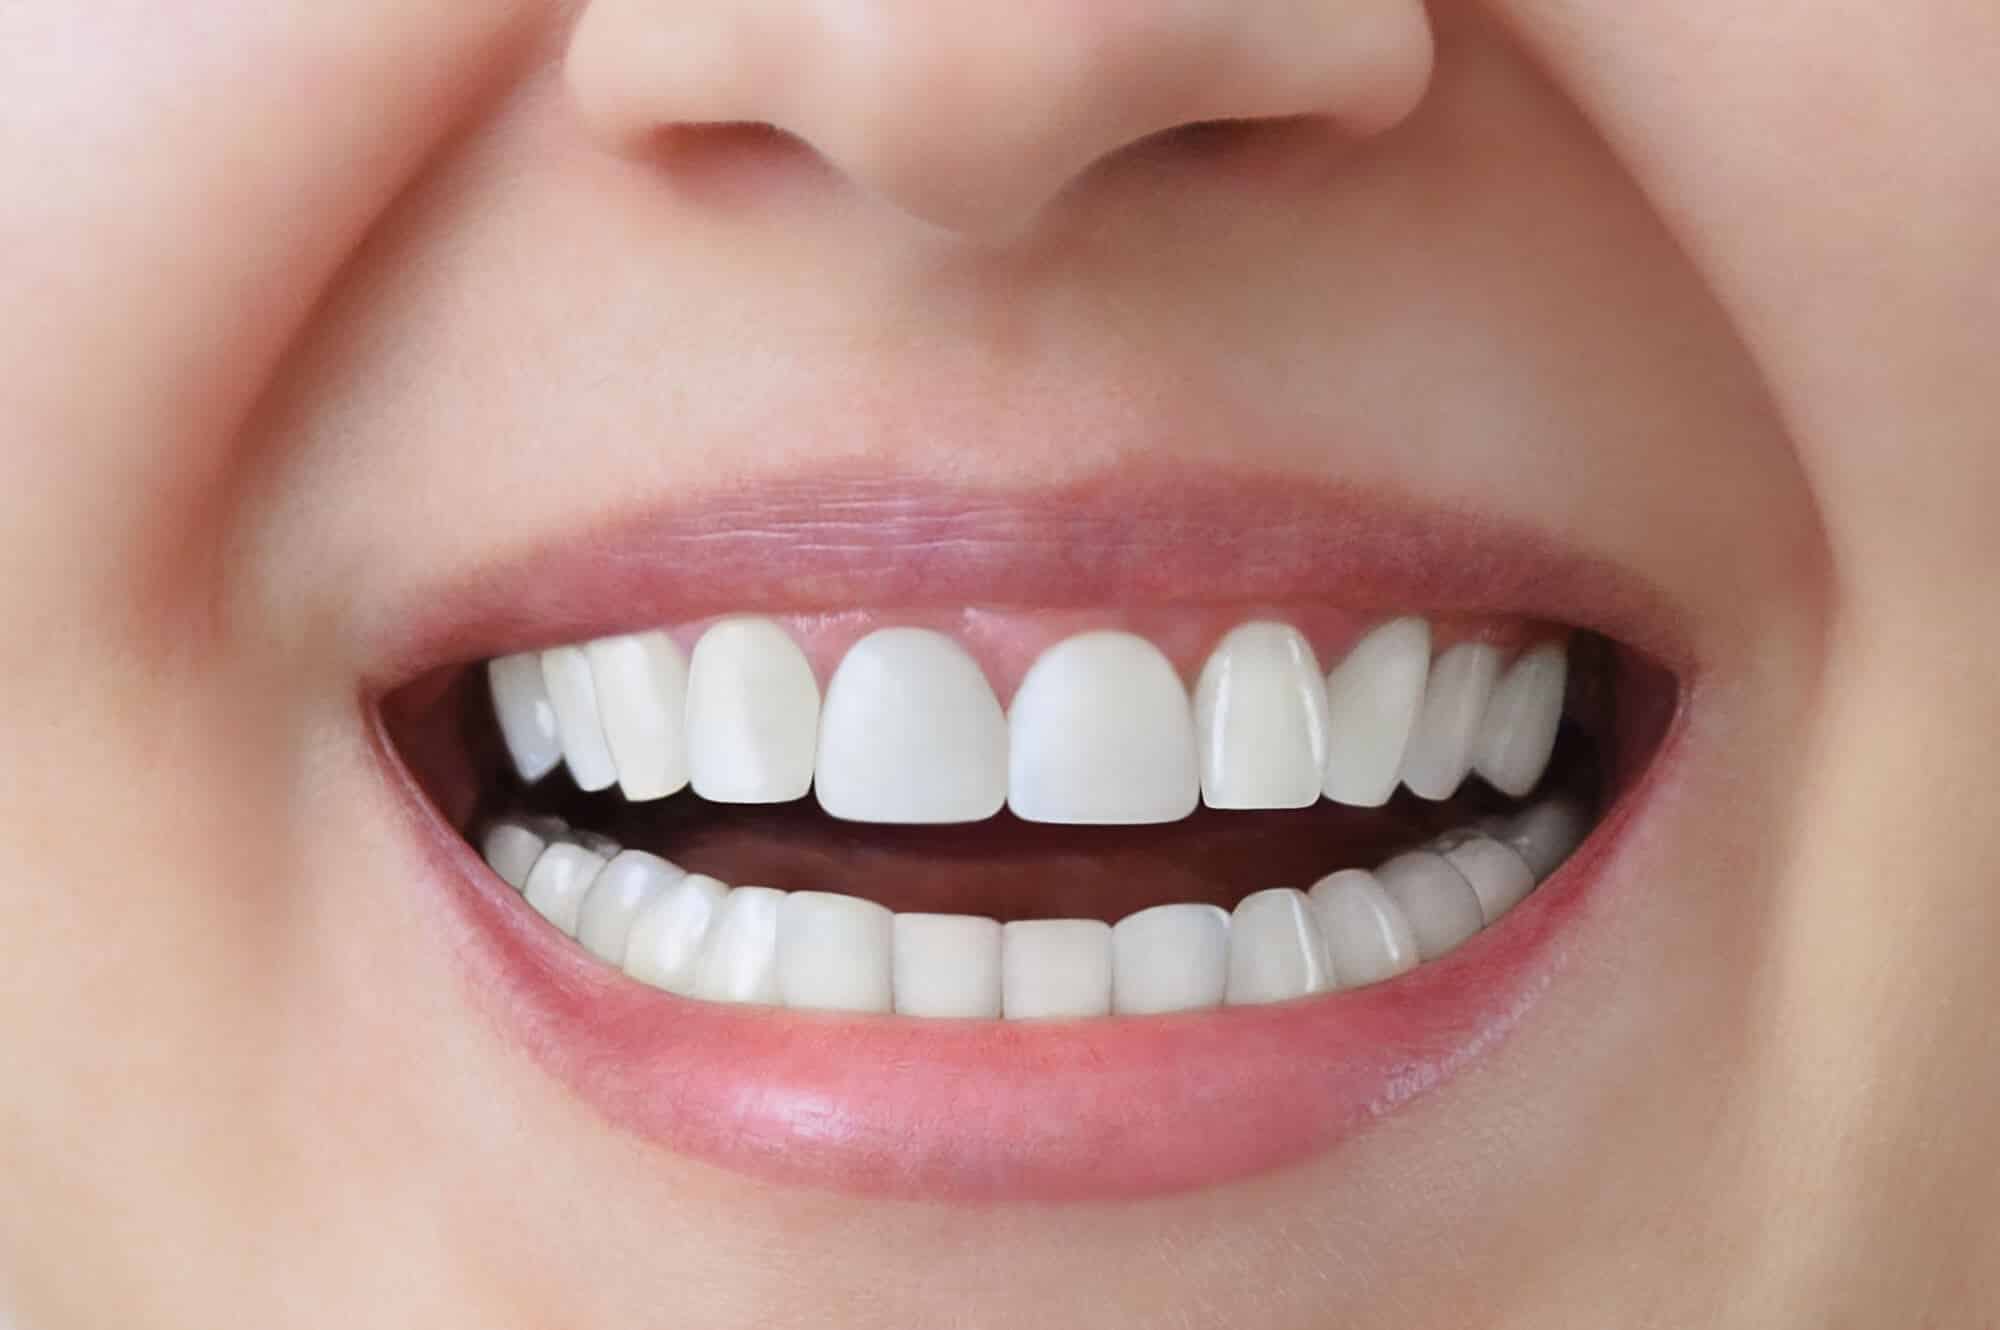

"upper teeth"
[486,615,1571,823]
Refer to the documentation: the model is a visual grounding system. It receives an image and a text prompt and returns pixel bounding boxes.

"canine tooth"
[623,873,730,993]
[686,617,821,804]
[576,850,685,965]
[1008,631,1200,825]
[815,628,1008,824]
[1194,623,1330,810]
[1225,888,1334,1005]
[586,631,690,802]
[1374,852,1484,960]
[1400,642,1502,800]
[690,886,785,1004]
[480,821,546,891]
[892,913,1003,1019]
[1499,797,1591,879]
[1439,833,1536,924]
[1322,618,1431,808]
[1001,919,1113,1019]
[521,842,609,937]
[1474,642,1568,797]
[1111,904,1230,1015]
[776,892,894,1013]
[488,654,563,783]
[540,646,619,792]
[1310,869,1420,987]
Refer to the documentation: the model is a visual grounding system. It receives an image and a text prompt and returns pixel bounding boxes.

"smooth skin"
[3,1,1997,1325]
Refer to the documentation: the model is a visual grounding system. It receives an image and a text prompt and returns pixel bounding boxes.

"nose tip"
[568,0,1436,239]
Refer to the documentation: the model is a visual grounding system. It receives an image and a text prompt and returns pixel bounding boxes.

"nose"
[566,0,1436,238]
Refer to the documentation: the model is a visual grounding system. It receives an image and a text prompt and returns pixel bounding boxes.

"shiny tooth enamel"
[1321,618,1431,808]
[815,628,1009,824]
[1400,641,1503,801]
[576,850,685,964]
[690,886,786,1004]
[585,631,690,802]
[1310,869,1421,987]
[1111,904,1230,1015]
[1225,888,1335,1005]
[1437,832,1536,925]
[480,820,547,891]
[623,873,730,994]
[1373,851,1485,960]
[686,617,821,804]
[521,841,610,937]
[893,913,1005,1019]
[1002,919,1114,1019]
[488,653,564,783]
[777,891,895,1013]
[1194,622,1331,810]
[1474,641,1569,797]
[1497,797,1591,878]
[540,645,620,792]
[1008,631,1200,825]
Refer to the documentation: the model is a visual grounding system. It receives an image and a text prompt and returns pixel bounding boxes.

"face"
[4,1,1997,1325]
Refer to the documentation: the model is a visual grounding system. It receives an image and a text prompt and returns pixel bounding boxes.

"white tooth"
[480,821,547,891]
[519,814,569,841]
[1001,919,1113,1019]
[585,631,690,802]
[815,628,1008,824]
[520,842,609,937]
[892,913,1003,1019]
[540,646,619,792]
[488,654,563,783]
[1111,904,1230,1015]
[1438,834,1536,924]
[1400,642,1502,801]
[1225,888,1334,1005]
[1374,851,1484,960]
[576,850,686,964]
[1474,642,1568,797]
[1322,618,1431,808]
[686,618,821,804]
[1008,631,1199,825]
[1498,797,1591,879]
[776,892,894,1013]
[623,873,730,994]
[1194,622,1330,811]
[690,886,785,1004]
[1309,869,1420,987]
[564,828,623,859]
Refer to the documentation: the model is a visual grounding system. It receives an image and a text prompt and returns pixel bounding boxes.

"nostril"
[623,121,834,207]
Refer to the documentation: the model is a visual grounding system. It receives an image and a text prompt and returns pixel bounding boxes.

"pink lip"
[372,464,1688,1201]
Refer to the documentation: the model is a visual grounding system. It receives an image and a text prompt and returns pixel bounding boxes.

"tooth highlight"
[1111,904,1230,1015]
[623,873,730,994]
[1400,642,1502,801]
[893,913,1004,1019]
[488,654,564,783]
[1437,833,1536,925]
[540,646,619,792]
[480,820,547,891]
[1374,852,1484,960]
[815,628,1008,824]
[1194,622,1331,811]
[1475,642,1568,797]
[1008,631,1200,826]
[1322,618,1431,808]
[777,891,895,1013]
[690,886,785,1005]
[686,617,821,805]
[1310,869,1420,987]
[1001,919,1113,1019]
[576,850,685,965]
[521,842,609,938]
[1225,888,1334,1005]
[586,631,690,802]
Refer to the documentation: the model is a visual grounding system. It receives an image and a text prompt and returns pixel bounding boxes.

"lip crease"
[369,463,1690,1202]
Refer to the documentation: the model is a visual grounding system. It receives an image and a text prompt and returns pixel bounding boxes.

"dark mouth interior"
[384,630,1674,923]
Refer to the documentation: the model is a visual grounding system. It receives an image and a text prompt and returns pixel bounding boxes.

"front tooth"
[893,913,1003,1019]
[1474,642,1569,797]
[815,628,1008,824]
[1309,869,1420,987]
[1008,631,1200,825]
[623,873,730,994]
[585,631,690,802]
[540,646,619,792]
[480,820,547,890]
[1438,833,1536,924]
[1322,618,1431,808]
[1111,903,1230,1015]
[1374,852,1484,960]
[521,842,609,937]
[488,654,564,783]
[576,850,685,964]
[776,891,894,1013]
[1001,919,1113,1019]
[686,617,821,804]
[1225,888,1334,1005]
[1194,622,1331,810]
[1498,797,1591,879]
[690,886,785,1004]
[1399,642,1502,801]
